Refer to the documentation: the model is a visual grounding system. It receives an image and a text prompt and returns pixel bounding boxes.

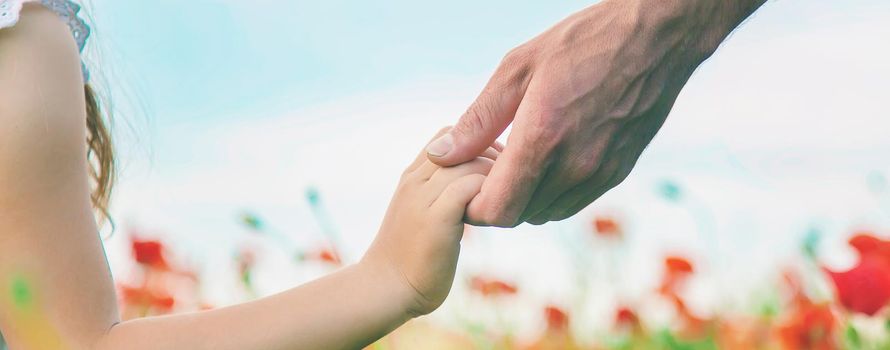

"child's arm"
[0,8,493,349]
[98,129,494,350]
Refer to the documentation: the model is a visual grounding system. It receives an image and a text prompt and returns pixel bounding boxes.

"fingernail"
[426,133,454,157]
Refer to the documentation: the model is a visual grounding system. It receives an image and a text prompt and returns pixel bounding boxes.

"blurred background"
[80,0,890,348]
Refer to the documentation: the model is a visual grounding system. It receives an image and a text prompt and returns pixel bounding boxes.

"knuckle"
[596,159,630,187]
[518,126,563,167]
[458,94,496,134]
[442,158,491,179]
[564,159,595,184]
[500,45,531,71]
[401,166,425,181]
[553,199,588,221]
[440,186,459,202]
[587,157,621,183]
[551,209,577,222]
[404,172,428,188]
[521,119,555,145]
[527,215,550,226]
[495,45,533,88]
[528,109,566,142]
[471,157,496,172]
[474,198,521,228]
[396,176,414,190]
[486,211,521,228]
[609,166,634,188]
[528,103,561,127]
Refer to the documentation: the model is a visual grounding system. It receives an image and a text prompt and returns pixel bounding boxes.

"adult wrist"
[630,0,766,62]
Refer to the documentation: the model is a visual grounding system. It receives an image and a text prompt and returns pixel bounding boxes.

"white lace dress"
[0,0,91,80]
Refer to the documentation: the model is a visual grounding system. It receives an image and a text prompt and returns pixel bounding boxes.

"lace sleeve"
[0,0,91,80]
[0,0,27,30]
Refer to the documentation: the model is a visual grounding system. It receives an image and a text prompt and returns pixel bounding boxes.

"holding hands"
[363,127,499,316]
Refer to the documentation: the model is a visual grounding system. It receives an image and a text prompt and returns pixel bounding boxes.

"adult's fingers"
[407,127,453,173]
[427,52,530,167]
[560,163,633,221]
[518,123,617,222]
[464,100,553,227]
[527,156,633,224]
[548,139,645,222]
[525,108,664,224]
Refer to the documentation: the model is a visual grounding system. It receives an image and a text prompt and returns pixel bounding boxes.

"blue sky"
[88,0,590,124]
[85,0,890,132]
[81,0,890,332]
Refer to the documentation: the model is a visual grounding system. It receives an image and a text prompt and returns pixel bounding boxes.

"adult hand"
[426,0,765,226]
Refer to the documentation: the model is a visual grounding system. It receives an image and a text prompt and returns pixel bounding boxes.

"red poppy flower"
[543,305,569,331]
[665,256,694,274]
[848,232,890,266]
[775,303,837,350]
[119,284,175,311]
[131,238,170,270]
[821,232,890,316]
[660,255,694,296]
[299,248,342,266]
[470,276,518,297]
[824,256,890,316]
[614,306,641,332]
[525,305,580,350]
[592,216,622,238]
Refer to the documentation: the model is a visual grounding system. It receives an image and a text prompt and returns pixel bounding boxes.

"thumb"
[427,82,524,166]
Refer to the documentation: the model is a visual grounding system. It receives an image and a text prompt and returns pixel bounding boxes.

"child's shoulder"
[2,1,88,35]
[0,0,87,163]
[0,0,82,73]
[1,0,90,78]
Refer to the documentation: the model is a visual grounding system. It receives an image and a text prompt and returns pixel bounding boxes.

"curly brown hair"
[84,83,114,222]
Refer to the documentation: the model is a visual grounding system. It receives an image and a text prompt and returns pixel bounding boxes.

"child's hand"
[362,128,499,317]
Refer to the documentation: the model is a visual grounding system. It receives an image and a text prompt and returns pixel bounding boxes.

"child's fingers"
[413,147,497,181]
[479,145,499,161]
[491,140,505,152]
[431,173,486,220]
[427,157,494,192]
[421,156,493,205]
[406,127,452,173]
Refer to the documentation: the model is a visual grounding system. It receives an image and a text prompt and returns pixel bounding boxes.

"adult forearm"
[97,262,413,350]
[633,0,767,61]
